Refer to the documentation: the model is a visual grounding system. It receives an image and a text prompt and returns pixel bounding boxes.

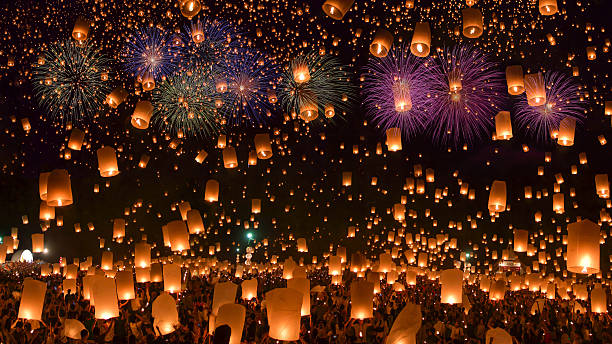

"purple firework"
[422,45,506,147]
[362,45,431,139]
[514,71,585,143]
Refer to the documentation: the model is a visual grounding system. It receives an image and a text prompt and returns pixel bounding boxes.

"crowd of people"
[0,262,610,344]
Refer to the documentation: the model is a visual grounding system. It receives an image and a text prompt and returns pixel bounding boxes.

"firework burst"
[122,27,183,81]
[215,49,279,126]
[278,52,356,124]
[362,45,431,139]
[181,17,240,70]
[32,40,111,123]
[151,69,222,139]
[514,71,585,143]
[423,45,506,147]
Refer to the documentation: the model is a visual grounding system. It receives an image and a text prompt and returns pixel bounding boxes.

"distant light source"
[246,232,254,240]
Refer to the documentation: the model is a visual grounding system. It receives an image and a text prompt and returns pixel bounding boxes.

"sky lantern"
[514,229,528,252]
[299,98,318,122]
[167,220,190,252]
[552,193,564,213]
[18,278,46,321]
[62,278,76,296]
[150,263,163,283]
[324,104,335,118]
[567,219,600,274]
[39,172,50,201]
[115,269,135,300]
[329,256,342,275]
[350,280,374,319]
[131,101,154,129]
[215,304,246,344]
[287,277,311,316]
[386,303,422,344]
[101,251,113,270]
[113,218,125,240]
[524,73,546,106]
[106,87,128,108]
[488,180,507,213]
[178,201,191,220]
[163,263,182,293]
[97,147,119,177]
[179,0,201,19]
[266,288,303,341]
[322,0,354,20]
[68,128,85,150]
[152,293,179,335]
[251,199,261,214]
[46,169,73,207]
[539,0,558,15]
[370,28,393,57]
[342,172,352,186]
[205,179,219,202]
[393,203,406,221]
[489,280,506,300]
[135,267,150,283]
[557,117,576,146]
[241,278,258,300]
[31,233,44,253]
[92,277,119,319]
[440,269,463,304]
[292,62,310,84]
[39,201,55,221]
[212,281,238,316]
[186,209,204,234]
[410,22,431,57]
[590,285,607,313]
[72,17,90,41]
[495,111,513,140]
[195,149,208,163]
[134,242,151,268]
[386,128,402,151]
[254,133,273,159]
[462,8,483,38]
[223,147,238,168]
[595,174,609,198]
[297,238,308,252]
[505,65,525,95]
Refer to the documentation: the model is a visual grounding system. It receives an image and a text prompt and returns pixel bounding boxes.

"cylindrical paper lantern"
[131,101,154,129]
[241,278,258,300]
[462,8,483,38]
[115,269,135,300]
[106,87,128,108]
[370,28,393,57]
[590,285,607,313]
[205,179,219,202]
[495,111,513,140]
[567,219,600,274]
[440,269,463,304]
[163,263,182,293]
[72,17,90,41]
[322,0,354,20]
[134,242,151,268]
[410,22,431,57]
[488,180,507,212]
[212,281,238,315]
[186,209,204,234]
[350,280,374,319]
[31,233,44,253]
[254,133,273,159]
[46,169,73,206]
[92,277,119,319]
[505,65,524,95]
[287,278,310,316]
[152,292,179,335]
[514,229,528,252]
[266,288,303,341]
[39,172,50,201]
[18,278,46,320]
[539,0,558,15]
[101,251,113,270]
[39,201,55,221]
[215,304,246,344]
[222,147,238,168]
[97,147,119,177]
[386,128,402,151]
[167,220,190,252]
[595,174,609,198]
[524,73,546,106]
[557,117,576,146]
[68,128,85,150]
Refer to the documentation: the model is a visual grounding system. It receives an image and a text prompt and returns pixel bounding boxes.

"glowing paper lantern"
[68,128,85,150]
[462,8,483,38]
[287,278,310,316]
[115,270,135,300]
[31,233,44,253]
[495,111,513,140]
[488,180,507,213]
[179,0,201,19]
[72,17,90,41]
[299,98,318,122]
[39,201,55,221]
[370,28,393,57]
[266,288,303,341]
[195,149,208,163]
[322,0,354,20]
[131,100,154,129]
[152,292,179,335]
[134,242,151,268]
[485,328,513,344]
[96,147,119,177]
[151,263,163,282]
[101,251,113,270]
[557,117,576,146]
[251,199,261,214]
[386,303,422,344]
[18,278,46,320]
[538,0,558,15]
[241,278,258,300]
[222,147,238,168]
[595,174,610,198]
[505,65,525,95]
[39,172,50,201]
[92,277,119,319]
[393,81,412,112]
[186,209,204,234]
[163,263,182,293]
[567,219,600,274]
[386,128,402,151]
[215,304,246,344]
[254,133,273,159]
[297,238,308,252]
[292,62,310,84]
[590,285,607,313]
[553,193,564,213]
[524,73,546,106]
[489,280,506,300]
[167,220,190,252]
[410,22,431,57]
[46,169,73,207]
[106,87,128,108]
[205,179,219,202]
[514,229,528,252]
[212,281,238,315]
[440,269,463,304]
[350,280,374,319]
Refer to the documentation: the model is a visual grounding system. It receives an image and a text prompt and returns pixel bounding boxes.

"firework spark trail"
[122,27,183,81]
[32,40,111,123]
[278,52,356,124]
[217,49,279,126]
[151,69,222,139]
[514,71,585,143]
[181,17,240,70]
[422,45,506,148]
[362,45,432,139]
